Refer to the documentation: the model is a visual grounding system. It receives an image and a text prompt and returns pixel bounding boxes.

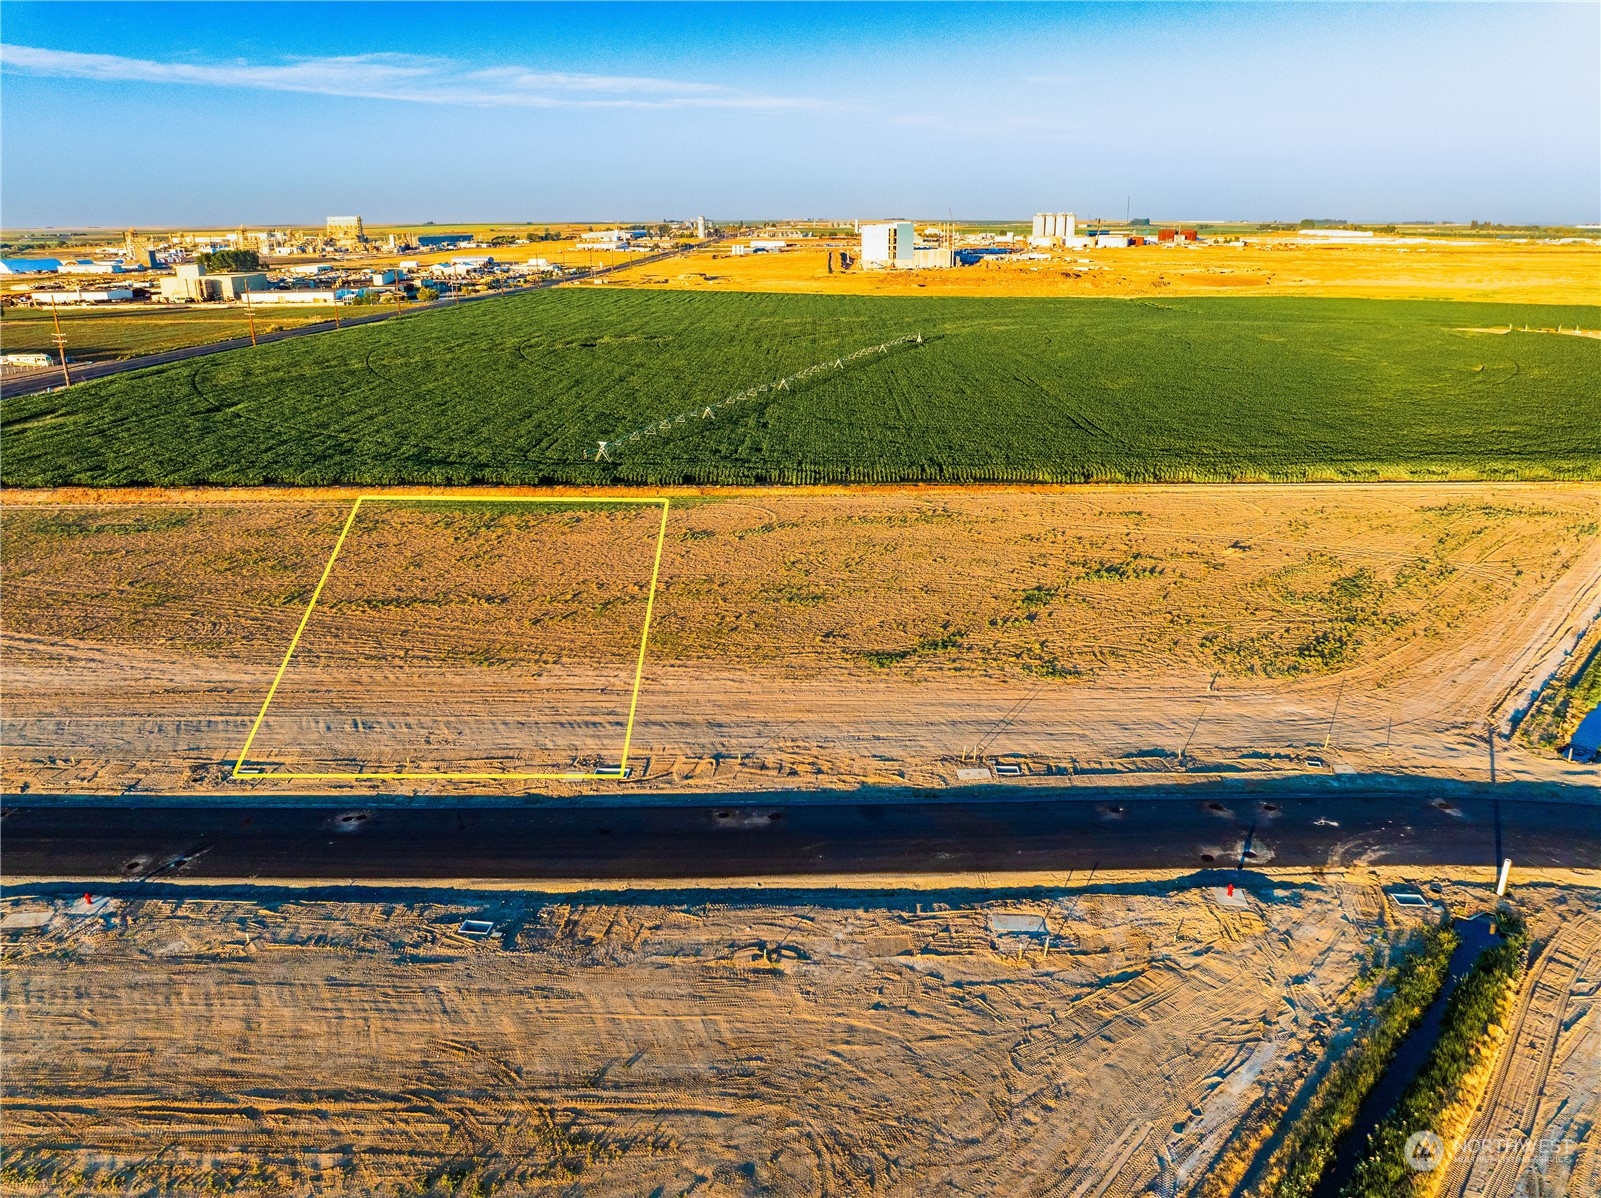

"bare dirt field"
[3,484,1598,796]
[611,237,1601,306]
[2,867,1593,1197]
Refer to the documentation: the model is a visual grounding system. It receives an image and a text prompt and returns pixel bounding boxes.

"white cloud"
[0,43,822,110]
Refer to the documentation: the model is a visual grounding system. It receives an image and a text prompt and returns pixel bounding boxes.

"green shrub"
[1253,919,1458,1197]
[1340,910,1530,1196]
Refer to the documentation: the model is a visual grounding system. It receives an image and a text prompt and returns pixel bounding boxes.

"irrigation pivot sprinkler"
[598,333,925,459]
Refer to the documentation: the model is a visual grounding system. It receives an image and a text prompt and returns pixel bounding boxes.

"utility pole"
[332,291,341,329]
[48,300,71,387]
[243,288,258,346]
[1323,679,1345,752]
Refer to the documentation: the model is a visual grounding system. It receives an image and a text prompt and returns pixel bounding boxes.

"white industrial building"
[240,290,339,306]
[860,221,915,268]
[1031,211,1082,245]
[29,289,135,304]
[59,260,131,275]
[158,262,269,302]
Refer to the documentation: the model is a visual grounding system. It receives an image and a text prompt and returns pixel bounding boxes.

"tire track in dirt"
[1440,916,1601,1197]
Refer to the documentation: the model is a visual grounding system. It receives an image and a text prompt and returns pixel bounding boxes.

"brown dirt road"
[3,484,1597,797]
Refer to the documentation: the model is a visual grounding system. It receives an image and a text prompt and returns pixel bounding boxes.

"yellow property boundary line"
[230,495,671,782]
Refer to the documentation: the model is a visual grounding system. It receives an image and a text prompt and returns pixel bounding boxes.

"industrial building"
[28,289,135,304]
[59,259,132,275]
[1031,212,1078,243]
[326,215,366,245]
[860,221,915,268]
[240,290,340,306]
[0,258,62,275]
[158,262,269,302]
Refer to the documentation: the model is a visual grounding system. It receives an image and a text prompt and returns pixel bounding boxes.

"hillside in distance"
[3,291,1598,486]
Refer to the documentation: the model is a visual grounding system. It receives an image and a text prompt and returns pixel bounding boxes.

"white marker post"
[1496,857,1512,897]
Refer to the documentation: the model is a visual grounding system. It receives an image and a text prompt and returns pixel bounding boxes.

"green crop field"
[2,291,1597,486]
[0,302,393,364]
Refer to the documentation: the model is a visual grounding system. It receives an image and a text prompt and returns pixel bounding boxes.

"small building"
[291,263,332,276]
[860,221,915,268]
[417,233,472,249]
[911,246,954,269]
[371,269,401,285]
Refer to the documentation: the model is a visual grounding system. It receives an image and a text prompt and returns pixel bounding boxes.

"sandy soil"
[606,237,1601,306]
[1437,910,1601,1197]
[3,866,1590,1197]
[3,485,1597,796]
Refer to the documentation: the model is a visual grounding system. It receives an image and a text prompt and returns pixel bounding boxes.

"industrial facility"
[326,216,366,246]
[858,221,956,269]
[1032,212,1078,243]
[158,262,270,302]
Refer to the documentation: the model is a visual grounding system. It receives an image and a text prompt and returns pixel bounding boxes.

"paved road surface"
[0,242,706,400]
[4,789,1595,882]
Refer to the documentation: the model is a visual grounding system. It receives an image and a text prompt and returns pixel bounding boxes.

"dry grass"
[2,484,1596,794]
[609,237,1601,306]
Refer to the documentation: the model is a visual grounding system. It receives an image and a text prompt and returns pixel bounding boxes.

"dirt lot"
[3,484,1597,795]
[611,237,1601,306]
[2,867,1592,1197]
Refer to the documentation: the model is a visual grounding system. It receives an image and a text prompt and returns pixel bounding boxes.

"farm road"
[4,786,1597,883]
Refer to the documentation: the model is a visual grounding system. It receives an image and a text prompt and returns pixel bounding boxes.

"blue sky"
[2,2,1596,227]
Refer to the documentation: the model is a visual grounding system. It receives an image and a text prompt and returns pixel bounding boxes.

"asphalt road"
[0,242,707,400]
[4,790,1596,882]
